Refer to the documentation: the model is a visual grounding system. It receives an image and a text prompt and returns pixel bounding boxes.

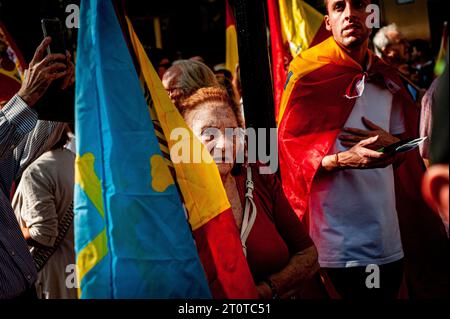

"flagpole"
[231,0,276,143]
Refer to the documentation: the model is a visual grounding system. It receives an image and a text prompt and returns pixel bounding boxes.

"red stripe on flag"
[193,208,258,299]
[226,0,235,28]
[267,0,290,120]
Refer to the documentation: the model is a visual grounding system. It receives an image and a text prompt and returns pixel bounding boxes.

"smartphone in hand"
[41,18,67,55]
[377,137,427,154]
[34,18,73,122]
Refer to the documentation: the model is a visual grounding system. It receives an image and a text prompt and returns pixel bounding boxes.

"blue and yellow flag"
[74,0,211,298]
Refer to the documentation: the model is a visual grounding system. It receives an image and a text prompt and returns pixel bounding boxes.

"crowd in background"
[0,1,448,300]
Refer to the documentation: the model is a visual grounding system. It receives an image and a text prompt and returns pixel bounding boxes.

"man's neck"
[341,40,370,68]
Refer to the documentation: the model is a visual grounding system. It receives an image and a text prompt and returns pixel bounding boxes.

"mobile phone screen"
[41,18,66,55]
[377,137,427,154]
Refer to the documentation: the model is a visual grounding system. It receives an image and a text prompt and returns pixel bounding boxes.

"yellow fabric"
[75,153,109,295]
[0,68,21,83]
[434,23,448,76]
[226,25,239,73]
[279,0,324,57]
[75,153,105,218]
[76,229,108,297]
[150,154,175,193]
[277,36,371,124]
[126,18,231,231]
[140,73,173,164]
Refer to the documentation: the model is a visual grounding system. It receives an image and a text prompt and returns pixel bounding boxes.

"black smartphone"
[377,137,427,154]
[33,18,73,122]
[41,18,66,55]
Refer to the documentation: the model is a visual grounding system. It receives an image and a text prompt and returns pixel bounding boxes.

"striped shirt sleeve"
[0,95,37,160]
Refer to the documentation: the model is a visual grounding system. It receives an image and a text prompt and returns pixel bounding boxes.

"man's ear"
[324,15,332,32]
[422,164,449,223]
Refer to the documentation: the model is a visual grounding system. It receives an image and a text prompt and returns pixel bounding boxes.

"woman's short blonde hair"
[178,87,245,129]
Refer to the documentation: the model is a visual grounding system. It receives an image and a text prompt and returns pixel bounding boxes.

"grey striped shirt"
[0,95,64,298]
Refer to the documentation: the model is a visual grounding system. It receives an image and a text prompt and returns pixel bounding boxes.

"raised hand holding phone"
[29,18,75,122]
[17,37,67,107]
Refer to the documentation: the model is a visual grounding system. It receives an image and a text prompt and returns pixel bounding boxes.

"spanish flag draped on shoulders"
[278,36,448,298]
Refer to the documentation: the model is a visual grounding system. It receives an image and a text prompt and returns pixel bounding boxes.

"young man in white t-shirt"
[309,0,408,298]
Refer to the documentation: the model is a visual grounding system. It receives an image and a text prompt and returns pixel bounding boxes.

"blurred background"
[0,0,447,67]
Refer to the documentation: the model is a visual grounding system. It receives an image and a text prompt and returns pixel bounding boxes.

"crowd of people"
[0,0,448,300]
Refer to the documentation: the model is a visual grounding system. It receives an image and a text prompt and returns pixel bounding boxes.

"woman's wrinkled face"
[184,101,240,176]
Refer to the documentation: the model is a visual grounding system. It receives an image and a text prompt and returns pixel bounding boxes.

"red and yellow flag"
[267,0,330,120]
[0,21,26,104]
[125,17,258,299]
[225,0,239,74]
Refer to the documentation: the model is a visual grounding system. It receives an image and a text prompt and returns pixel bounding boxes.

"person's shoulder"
[27,150,53,168]
[20,152,54,182]
[23,149,66,174]
[47,149,76,170]
[290,37,332,71]
[60,148,76,160]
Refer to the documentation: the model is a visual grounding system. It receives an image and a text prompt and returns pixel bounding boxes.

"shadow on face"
[184,101,240,177]
[324,0,372,49]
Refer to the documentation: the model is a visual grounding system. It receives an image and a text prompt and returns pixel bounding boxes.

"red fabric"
[0,73,21,104]
[279,39,449,298]
[279,62,360,219]
[309,22,331,48]
[267,0,291,120]
[234,164,314,283]
[0,21,27,70]
[225,0,235,28]
[193,208,259,299]
[267,0,330,119]
[0,21,25,104]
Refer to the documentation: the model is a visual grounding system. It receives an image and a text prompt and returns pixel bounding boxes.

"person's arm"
[329,98,409,172]
[321,113,410,173]
[0,37,71,166]
[20,225,46,248]
[257,246,319,299]
[14,39,75,177]
[0,95,38,160]
[13,164,58,248]
[319,135,397,173]
[255,170,320,299]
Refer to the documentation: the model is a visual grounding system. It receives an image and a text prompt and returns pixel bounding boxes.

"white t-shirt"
[309,83,406,268]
